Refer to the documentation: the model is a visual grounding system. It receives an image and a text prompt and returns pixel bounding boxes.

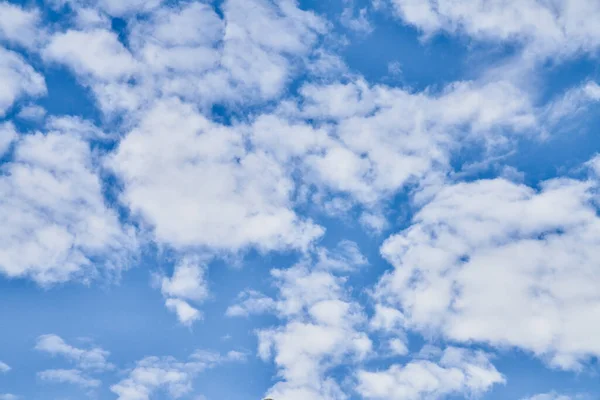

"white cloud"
[341,4,373,33]
[315,240,368,272]
[111,350,244,400]
[46,0,328,116]
[35,334,113,371]
[0,361,10,373]
[17,104,46,121]
[0,128,135,285]
[109,98,323,252]
[357,346,504,400]
[257,262,372,399]
[50,0,163,17]
[278,78,535,206]
[0,2,40,48]
[165,298,201,327]
[38,369,100,388]
[226,290,276,317]
[0,48,46,117]
[522,393,577,400]
[160,257,209,303]
[43,29,138,81]
[0,395,18,400]
[158,256,209,325]
[376,171,600,369]
[99,0,163,16]
[386,0,600,60]
[0,122,17,156]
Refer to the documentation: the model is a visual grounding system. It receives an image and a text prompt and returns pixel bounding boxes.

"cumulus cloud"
[254,259,372,399]
[43,29,138,81]
[43,0,328,115]
[275,78,535,206]
[0,2,40,48]
[386,0,600,60]
[158,257,209,325]
[357,346,504,400]
[0,126,135,285]
[0,48,46,117]
[376,169,600,369]
[109,98,323,252]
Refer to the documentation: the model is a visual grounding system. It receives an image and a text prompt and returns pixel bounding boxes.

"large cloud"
[43,0,328,115]
[385,0,600,59]
[0,124,135,285]
[108,98,323,252]
[230,251,373,399]
[376,169,600,369]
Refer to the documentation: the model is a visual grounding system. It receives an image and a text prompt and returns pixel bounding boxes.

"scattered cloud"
[111,350,245,400]
[35,334,113,371]
[38,369,100,388]
[0,361,10,373]
[357,346,504,400]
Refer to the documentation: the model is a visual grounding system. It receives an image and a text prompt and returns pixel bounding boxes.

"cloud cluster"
[357,347,504,400]
[110,350,245,400]
[386,0,600,60]
[376,170,600,369]
[0,123,135,285]
[35,334,112,389]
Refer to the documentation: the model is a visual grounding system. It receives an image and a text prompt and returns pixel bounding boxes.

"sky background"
[1,0,600,399]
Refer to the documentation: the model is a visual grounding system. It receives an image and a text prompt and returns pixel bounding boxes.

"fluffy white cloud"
[256,260,372,399]
[45,0,328,115]
[35,334,113,371]
[0,127,135,285]
[43,29,138,81]
[111,350,244,400]
[109,98,323,252]
[38,369,100,388]
[158,257,209,325]
[165,298,202,327]
[274,78,535,206]
[0,2,40,48]
[0,48,46,117]
[16,104,47,121]
[357,346,504,400]
[376,170,600,369]
[160,257,209,303]
[386,0,600,60]
[0,394,18,400]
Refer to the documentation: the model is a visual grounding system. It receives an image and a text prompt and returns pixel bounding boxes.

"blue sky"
[1,0,600,399]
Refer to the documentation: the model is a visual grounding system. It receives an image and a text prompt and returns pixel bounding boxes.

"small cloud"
[0,361,11,373]
[17,104,46,121]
